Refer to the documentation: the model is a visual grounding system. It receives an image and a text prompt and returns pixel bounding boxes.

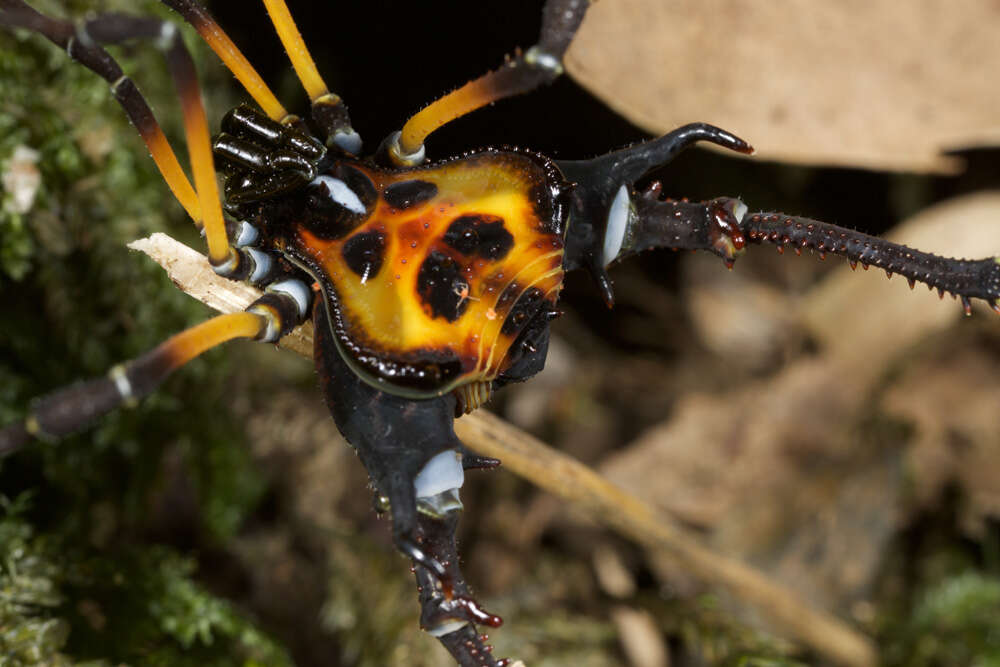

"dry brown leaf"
[566,0,1000,171]
[801,191,1000,375]
[883,347,1000,537]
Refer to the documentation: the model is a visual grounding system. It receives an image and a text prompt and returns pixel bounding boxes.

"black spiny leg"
[741,211,1000,314]
[623,185,1000,313]
[312,300,503,667]
[414,511,505,667]
[558,123,1000,314]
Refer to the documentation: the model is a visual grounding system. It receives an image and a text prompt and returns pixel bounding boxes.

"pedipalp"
[557,125,1000,316]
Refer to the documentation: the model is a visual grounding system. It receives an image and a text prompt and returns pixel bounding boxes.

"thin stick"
[129,232,878,667]
[454,411,877,667]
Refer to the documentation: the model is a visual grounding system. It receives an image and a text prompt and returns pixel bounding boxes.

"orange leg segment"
[0,1,201,224]
[0,312,265,455]
[139,118,202,223]
[0,3,235,266]
[261,0,328,103]
[150,311,265,372]
[165,32,233,267]
[259,0,360,152]
[398,65,548,157]
[393,0,591,164]
[161,0,290,122]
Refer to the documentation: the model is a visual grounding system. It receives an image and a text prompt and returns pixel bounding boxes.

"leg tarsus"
[413,512,504,667]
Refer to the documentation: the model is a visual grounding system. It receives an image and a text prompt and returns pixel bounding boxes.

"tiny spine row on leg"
[744,212,1000,315]
[392,0,592,164]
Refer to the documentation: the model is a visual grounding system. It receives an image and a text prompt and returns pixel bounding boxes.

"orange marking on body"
[293,152,565,395]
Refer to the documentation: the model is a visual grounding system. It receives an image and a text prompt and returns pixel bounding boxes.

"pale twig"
[130,232,878,667]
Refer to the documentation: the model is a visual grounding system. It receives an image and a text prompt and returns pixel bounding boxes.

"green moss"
[0,3,285,664]
[0,496,77,666]
[873,490,1000,667]
[881,571,1000,667]
[63,546,293,666]
[0,497,292,666]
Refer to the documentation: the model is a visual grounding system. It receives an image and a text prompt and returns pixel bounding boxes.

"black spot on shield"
[501,286,544,335]
[443,214,514,260]
[416,250,468,322]
[342,230,386,280]
[384,179,438,210]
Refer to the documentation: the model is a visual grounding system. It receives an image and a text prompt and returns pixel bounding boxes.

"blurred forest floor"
[1,1,999,666]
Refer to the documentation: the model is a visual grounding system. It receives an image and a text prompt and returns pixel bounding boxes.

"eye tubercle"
[310,175,365,214]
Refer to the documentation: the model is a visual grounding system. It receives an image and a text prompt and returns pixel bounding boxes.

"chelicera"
[2,1,999,665]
